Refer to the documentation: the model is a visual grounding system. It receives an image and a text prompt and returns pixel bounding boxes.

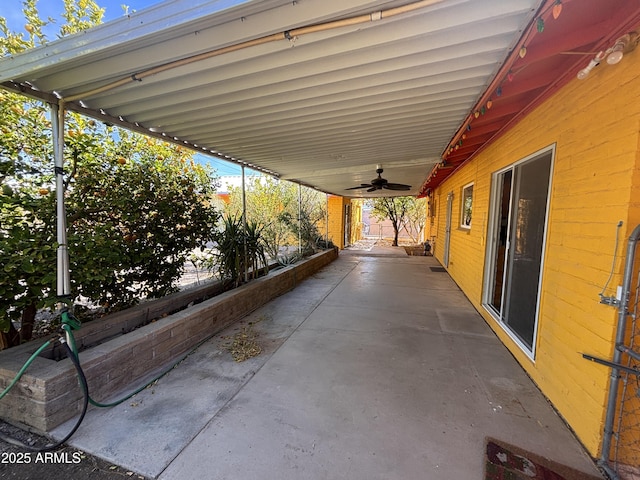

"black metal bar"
[582,353,640,376]
[601,224,640,470]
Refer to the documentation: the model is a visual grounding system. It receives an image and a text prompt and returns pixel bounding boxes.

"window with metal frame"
[461,183,473,229]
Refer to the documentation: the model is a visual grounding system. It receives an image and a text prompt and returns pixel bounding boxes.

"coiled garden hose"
[1,308,219,450]
[61,310,219,408]
[0,310,89,452]
[0,339,89,452]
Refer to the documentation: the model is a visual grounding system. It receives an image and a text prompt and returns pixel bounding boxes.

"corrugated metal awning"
[7,0,619,197]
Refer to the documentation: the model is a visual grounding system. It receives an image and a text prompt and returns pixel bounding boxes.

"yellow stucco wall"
[327,196,361,249]
[350,200,363,245]
[431,47,640,457]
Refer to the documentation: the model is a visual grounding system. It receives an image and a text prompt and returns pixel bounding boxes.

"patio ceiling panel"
[0,0,543,197]
[5,0,382,91]
[83,4,528,110]
[180,90,474,136]
[130,65,493,127]
[112,42,509,127]
[160,82,481,137]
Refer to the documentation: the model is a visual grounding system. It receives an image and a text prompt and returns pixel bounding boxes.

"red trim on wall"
[419,0,640,197]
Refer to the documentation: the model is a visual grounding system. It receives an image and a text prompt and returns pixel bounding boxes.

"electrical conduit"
[64,0,443,103]
[599,223,640,479]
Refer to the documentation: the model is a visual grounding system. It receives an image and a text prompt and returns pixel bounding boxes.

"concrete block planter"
[0,248,337,432]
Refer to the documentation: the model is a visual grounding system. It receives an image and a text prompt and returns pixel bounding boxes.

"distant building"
[361,206,411,240]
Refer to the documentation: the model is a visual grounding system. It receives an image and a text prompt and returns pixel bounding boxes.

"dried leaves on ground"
[223,318,265,362]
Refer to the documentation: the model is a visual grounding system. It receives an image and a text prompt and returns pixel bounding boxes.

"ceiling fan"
[345,165,411,193]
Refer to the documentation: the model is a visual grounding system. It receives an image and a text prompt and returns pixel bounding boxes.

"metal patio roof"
[1,0,639,197]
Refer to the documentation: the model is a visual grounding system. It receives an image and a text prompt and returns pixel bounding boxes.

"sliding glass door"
[484,148,553,354]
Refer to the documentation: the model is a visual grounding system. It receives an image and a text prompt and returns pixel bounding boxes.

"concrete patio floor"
[50,245,603,479]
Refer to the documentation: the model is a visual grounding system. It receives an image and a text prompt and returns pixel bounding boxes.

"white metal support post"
[298,183,302,254]
[51,102,71,304]
[325,193,329,245]
[241,165,248,283]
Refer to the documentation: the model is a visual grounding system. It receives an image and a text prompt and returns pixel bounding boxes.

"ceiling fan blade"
[345,184,372,190]
[347,166,409,193]
[383,183,412,191]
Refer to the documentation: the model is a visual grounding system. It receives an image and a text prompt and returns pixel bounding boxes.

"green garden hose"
[0,338,89,452]
[1,308,218,449]
[59,309,220,408]
[0,339,54,400]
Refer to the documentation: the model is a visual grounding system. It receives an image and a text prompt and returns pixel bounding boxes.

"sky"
[1,0,163,38]
[0,0,252,177]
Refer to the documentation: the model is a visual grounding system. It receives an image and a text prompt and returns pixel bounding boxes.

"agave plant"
[276,251,302,268]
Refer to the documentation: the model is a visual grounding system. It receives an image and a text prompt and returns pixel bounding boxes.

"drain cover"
[430,266,447,272]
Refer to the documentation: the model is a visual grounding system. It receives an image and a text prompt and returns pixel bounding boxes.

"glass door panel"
[484,149,553,353]
[488,170,512,314]
[504,154,552,348]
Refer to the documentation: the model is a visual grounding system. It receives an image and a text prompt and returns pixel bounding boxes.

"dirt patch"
[367,237,425,254]
[375,237,421,247]
[0,420,147,480]
[403,245,426,256]
[344,239,376,251]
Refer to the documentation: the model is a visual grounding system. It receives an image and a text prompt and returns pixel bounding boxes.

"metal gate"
[592,224,640,479]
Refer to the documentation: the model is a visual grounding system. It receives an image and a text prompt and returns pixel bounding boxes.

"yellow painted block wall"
[350,200,363,244]
[327,196,359,249]
[327,196,345,249]
[435,162,487,302]
[432,48,640,457]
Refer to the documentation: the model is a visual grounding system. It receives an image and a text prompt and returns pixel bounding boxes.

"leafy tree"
[282,186,327,256]
[0,185,57,346]
[60,0,105,36]
[370,196,414,246]
[1,111,219,349]
[0,0,101,348]
[225,177,328,259]
[64,128,220,308]
[402,197,427,243]
[225,176,297,259]
[1,0,105,56]
[0,1,220,349]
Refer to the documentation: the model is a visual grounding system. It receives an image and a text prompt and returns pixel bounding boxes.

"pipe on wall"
[599,223,640,478]
[64,0,443,103]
